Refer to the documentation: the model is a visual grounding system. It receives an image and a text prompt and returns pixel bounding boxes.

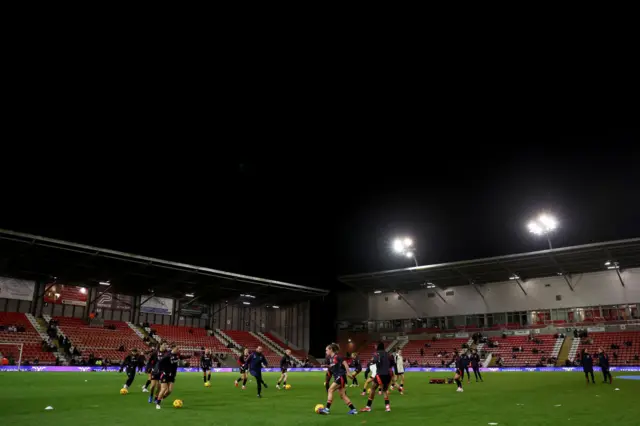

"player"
[200,348,213,385]
[361,357,377,396]
[582,349,595,384]
[360,342,395,413]
[453,351,464,392]
[120,348,139,390]
[155,344,180,409]
[324,355,332,392]
[137,351,146,374]
[598,347,612,384]
[144,344,164,400]
[393,350,405,394]
[461,351,471,384]
[235,348,249,389]
[349,353,362,387]
[276,349,292,390]
[470,349,483,382]
[318,343,358,415]
[244,346,269,397]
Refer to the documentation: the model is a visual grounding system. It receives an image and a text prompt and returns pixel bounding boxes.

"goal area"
[0,342,23,371]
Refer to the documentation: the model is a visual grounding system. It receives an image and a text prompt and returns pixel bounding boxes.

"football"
[205,382,212,388]
[314,404,325,414]
[173,399,183,408]
[120,388,128,395]
[285,384,292,390]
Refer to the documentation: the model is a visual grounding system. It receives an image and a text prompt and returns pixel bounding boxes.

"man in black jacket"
[598,348,612,384]
[470,349,483,382]
[582,350,595,384]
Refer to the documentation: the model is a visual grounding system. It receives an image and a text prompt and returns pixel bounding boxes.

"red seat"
[576,331,640,365]
[151,325,231,354]
[55,317,146,363]
[0,313,57,364]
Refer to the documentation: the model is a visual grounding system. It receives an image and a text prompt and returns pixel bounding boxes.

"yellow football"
[120,388,128,395]
[285,384,292,390]
[314,404,325,414]
[173,399,183,408]
[205,382,212,387]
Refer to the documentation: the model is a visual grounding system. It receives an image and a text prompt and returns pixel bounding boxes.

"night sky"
[1,128,638,292]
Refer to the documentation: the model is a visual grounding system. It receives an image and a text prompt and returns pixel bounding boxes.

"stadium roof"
[0,229,328,305]
[339,238,640,293]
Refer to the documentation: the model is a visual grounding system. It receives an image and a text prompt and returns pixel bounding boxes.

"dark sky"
[1,128,638,291]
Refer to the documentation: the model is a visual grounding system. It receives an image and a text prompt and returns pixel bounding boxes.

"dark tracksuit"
[351,357,362,385]
[245,352,268,395]
[200,354,213,382]
[461,354,471,381]
[325,356,332,392]
[364,350,396,409]
[582,353,595,383]
[470,353,483,381]
[121,354,138,387]
[598,352,612,383]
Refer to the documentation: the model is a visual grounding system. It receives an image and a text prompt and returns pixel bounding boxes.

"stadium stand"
[400,338,469,366]
[263,332,310,361]
[55,317,145,363]
[0,312,57,364]
[150,325,233,366]
[486,335,558,366]
[575,331,640,365]
[224,330,281,365]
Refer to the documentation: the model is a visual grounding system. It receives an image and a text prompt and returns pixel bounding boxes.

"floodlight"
[539,214,557,231]
[185,293,195,298]
[404,238,413,247]
[406,251,414,258]
[604,261,611,266]
[272,305,280,309]
[528,221,543,235]
[79,287,87,294]
[374,290,382,294]
[528,213,558,235]
[242,301,251,305]
[99,281,110,286]
[393,239,404,253]
[509,275,520,280]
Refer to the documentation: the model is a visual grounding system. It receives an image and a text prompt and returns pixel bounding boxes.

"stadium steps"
[32,315,68,365]
[213,330,241,357]
[386,339,403,352]
[550,336,565,358]
[557,336,576,364]
[126,322,147,340]
[483,353,492,367]
[27,314,51,342]
[252,332,288,357]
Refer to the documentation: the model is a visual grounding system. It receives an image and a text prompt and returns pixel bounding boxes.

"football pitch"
[1,372,638,426]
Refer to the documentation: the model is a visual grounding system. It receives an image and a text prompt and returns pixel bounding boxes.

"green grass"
[0,372,638,426]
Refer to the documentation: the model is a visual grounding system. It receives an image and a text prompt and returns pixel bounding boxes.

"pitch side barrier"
[2,366,640,373]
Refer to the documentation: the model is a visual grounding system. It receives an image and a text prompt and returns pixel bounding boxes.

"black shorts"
[456,368,464,376]
[160,372,175,384]
[364,369,370,379]
[281,367,288,374]
[333,375,347,389]
[239,366,247,374]
[375,374,392,391]
[583,368,594,373]
[202,367,210,373]
[472,365,480,371]
[151,371,162,380]
[354,368,362,374]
